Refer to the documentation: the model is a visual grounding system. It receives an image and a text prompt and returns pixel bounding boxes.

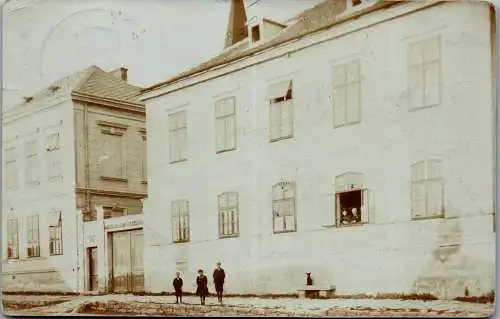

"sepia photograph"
[1,0,497,316]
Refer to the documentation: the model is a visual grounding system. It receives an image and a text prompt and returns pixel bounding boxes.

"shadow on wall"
[1,270,72,292]
[412,218,495,299]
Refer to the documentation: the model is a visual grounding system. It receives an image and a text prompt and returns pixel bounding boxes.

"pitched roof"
[143,0,396,93]
[15,65,142,108]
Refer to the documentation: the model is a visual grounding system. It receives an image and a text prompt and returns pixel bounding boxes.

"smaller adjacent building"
[2,66,147,293]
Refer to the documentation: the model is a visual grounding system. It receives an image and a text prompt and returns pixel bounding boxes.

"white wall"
[2,99,81,292]
[144,2,495,298]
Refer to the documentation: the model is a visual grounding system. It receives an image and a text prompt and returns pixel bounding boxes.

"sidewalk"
[2,293,496,317]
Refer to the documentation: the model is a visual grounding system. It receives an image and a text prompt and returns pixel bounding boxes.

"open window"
[334,172,371,226]
[251,25,261,42]
[267,80,294,141]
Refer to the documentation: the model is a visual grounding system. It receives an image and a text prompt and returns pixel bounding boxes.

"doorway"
[111,228,144,293]
[87,247,98,291]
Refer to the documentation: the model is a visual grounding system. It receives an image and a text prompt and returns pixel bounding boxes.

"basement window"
[251,25,261,42]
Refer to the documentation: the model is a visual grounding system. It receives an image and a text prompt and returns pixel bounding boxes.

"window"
[171,200,190,243]
[25,140,39,184]
[408,36,441,109]
[272,182,297,233]
[5,147,18,189]
[26,215,40,258]
[98,121,127,180]
[46,132,62,179]
[332,61,361,127]
[48,211,63,255]
[251,25,261,42]
[7,219,19,259]
[334,172,370,226]
[169,111,187,163]
[215,97,237,153]
[103,206,126,219]
[140,133,147,182]
[218,192,239,237]
[268,80,294,141]
[410,159,444,219]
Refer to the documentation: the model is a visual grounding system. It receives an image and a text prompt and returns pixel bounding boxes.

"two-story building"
[2,66,147,293]
[141,0,496,298]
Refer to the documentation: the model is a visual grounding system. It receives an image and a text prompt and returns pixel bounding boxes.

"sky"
[2,0,321,108]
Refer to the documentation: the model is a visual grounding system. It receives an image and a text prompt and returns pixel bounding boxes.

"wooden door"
[130,229,144,292]
[88,247,98,291]
[112,231,131,293]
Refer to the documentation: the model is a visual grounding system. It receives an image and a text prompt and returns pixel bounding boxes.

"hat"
[216,261,222,266]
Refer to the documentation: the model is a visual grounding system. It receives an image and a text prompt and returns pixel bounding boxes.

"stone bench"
[297,285,336,299]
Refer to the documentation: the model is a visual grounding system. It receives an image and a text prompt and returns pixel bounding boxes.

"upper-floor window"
[45,132,62,180]
[408,36,441,110]
[268,80,294,142]
[169,111,187,163]
[139,129,147,183]
[97,121,128,181]
[7,218,19,259]
[218,192,239,238]
[215,97,237,153]
[103,206,127,219]
[48,211,63,256]
[26,215,40,258]
[332,60,361,127]
[171,199,190,243]
[5,147,18,189]
[25,139,39,185]
[272,181,297,233]
[410,159,444,219]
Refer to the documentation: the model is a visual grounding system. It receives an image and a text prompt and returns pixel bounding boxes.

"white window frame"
[410,159,445,219]
[5,147,18,189]
[332,60,361,128]
[7,218,19,259]
[215,97,237,153]
[218,192,239,238]
[46,132,62,180]
[408,36,441,110]
[169,111,188,163]
[48,211,63,256]
[268,80,294,142]
[26,215,40,258]
[97,121,128,181]
[171,200,190,243]
[272,181,297,233]
[25,139,39,185]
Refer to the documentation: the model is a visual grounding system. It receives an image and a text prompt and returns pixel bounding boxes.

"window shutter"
[426,179,444,216]
[274,216,284,232]
[285,215,295,231]
[409,67,424,108]
[281,101,294,137]
[320,193,336,226]
[424,37,440,62]
[346,62,360,83]
[269,102,281,140]
[346,83,361,123]
[179,128,187,160]
[424,61,440,106]
[362,189,374,224]
[215,118,226,152]
[226,116,236,150]
[411,182,426,218]
[333,87,346,126]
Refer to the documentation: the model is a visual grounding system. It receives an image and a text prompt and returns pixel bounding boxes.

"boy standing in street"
[213,262,226,304]
[173,272,183,304]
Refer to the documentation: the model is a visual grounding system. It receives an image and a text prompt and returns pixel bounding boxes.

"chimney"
[110,67,128,82]
[224,0,248,48]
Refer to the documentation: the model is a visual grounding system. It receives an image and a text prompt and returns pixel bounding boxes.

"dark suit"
[213,268,226,301]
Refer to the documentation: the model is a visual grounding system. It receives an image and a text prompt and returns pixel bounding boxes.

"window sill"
[216,147,237,154]
[50,253,63,257]
[321,224,337,228]
[100,176,128,183]
[411,214,444,221]
[333,120,361,129]
[273,230,297,234]
[219,234,239,239]
[173,240,190,244]
[170,159,187,164]
[338,222,365,228]
[270,135,294,143]
[409,103,439,112]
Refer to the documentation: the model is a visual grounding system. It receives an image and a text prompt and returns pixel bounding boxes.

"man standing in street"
[213,262,226,304]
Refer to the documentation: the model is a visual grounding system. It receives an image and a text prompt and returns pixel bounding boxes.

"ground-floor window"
[337,189,363,225]
[334,172,370,226]
[49,211,63,255]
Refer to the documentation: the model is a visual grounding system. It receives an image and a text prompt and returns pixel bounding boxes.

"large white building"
[140,0,496,298]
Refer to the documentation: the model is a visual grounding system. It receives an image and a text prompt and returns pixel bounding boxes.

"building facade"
[2,66,147,293]
[141,0,496,298]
